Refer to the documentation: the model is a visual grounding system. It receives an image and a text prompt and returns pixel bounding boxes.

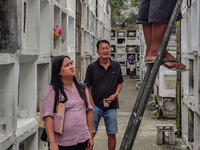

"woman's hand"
[49,141,59,150]
[87,138,94,150]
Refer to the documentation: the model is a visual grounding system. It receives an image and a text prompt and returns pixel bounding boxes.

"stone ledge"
[0,133,15,150]
[16,118,38,143]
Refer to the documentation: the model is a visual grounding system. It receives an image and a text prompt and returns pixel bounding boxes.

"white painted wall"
[110,30,140,76]
[0,0,111,149]
[181,0,200,149]
[81,0,111,80]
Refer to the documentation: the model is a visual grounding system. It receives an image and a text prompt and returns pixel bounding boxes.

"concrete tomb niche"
[163,99,176,118]
[158,97,176,118]
[18,109,29,118]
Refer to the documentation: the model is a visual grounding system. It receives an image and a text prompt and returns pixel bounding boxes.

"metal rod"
[123,0,183,149]
[119,64,153,150]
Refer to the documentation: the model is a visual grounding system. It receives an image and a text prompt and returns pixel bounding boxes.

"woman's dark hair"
[96,39,110,50]
[51,55,88,113]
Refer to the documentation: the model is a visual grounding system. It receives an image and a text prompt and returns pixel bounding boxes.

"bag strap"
[51,83,56,91]
[79,81,86,90]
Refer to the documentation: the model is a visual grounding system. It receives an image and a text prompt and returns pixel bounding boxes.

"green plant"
[174,22,177,29]
[155,110,165,119]
[131,0,139,7]
[107,0,139,28]
[151,94,158,104]
[155,110,160,119]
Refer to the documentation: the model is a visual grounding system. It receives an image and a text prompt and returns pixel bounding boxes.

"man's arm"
[106,83,122,104]
[115,83,122,95]
[129,58,135,64]
[129,58,132,64]
[87,86,95,107]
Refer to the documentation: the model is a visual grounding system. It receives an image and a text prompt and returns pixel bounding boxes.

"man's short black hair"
[96,39,110,50]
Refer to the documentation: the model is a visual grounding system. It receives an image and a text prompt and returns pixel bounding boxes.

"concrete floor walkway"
[93,76,189,150]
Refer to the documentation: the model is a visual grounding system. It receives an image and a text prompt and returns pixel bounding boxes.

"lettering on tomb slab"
[165,80,176,89]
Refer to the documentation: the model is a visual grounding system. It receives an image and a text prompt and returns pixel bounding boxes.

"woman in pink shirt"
[42,55,94,150]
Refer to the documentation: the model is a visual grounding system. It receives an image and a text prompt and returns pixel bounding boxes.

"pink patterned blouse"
[42,82,93,147]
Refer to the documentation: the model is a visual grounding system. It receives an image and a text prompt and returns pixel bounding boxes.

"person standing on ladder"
[137,0,187,71]
[128,54,135,79]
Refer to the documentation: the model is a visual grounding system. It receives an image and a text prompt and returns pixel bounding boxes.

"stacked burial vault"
[0,0,111,150]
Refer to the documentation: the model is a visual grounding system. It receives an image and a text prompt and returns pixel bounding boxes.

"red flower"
[54,25,63,41]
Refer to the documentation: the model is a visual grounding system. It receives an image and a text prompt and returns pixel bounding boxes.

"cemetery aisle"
[93,76,189,150]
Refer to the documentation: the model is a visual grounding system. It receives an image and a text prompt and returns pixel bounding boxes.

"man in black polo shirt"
[84,39,124,150]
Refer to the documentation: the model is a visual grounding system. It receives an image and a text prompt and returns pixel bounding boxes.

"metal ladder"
[119,0,183,149]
